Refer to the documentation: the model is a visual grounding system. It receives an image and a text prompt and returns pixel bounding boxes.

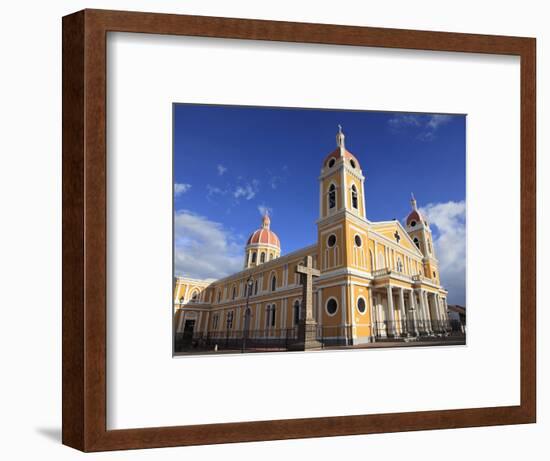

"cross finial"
[410,192,418,210]
[336,124,345,152]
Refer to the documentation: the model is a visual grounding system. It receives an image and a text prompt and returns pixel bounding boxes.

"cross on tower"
[394,231,401,243]
[296,255,321,322]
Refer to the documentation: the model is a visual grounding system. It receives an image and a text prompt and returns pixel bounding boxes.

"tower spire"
[410,192,418,210]
[336,124,345,156]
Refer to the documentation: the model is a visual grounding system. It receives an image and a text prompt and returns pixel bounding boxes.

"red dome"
[323,147,361,170]
[406,209,423,226]
[246,214,280,248]
[406,194,427,226]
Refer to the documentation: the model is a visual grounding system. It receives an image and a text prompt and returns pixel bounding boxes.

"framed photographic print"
[172,104,466,356]
[62,9,536,451]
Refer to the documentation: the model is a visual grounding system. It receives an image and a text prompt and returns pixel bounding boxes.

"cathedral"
[174,127,452,351]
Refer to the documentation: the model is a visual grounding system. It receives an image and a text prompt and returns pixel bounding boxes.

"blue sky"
[174,104,466,305]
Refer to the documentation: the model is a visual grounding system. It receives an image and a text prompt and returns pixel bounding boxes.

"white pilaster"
[367,286,376,340]
[341,284,348,344]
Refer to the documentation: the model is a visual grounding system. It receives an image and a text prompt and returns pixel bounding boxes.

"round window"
[327,234,336,247]
[326,298,338,315]
[328,158,335,168]
[350,159,356,169]
[410,220,416,227]
[354,235,362,247]
[357,297,366,314]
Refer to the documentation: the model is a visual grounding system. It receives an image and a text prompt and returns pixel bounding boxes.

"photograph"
[172,104,466,355]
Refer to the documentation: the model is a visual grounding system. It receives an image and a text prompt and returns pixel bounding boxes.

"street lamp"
[242,276,254,352]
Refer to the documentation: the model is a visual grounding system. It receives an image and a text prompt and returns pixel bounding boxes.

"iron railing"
[174,320,465,352]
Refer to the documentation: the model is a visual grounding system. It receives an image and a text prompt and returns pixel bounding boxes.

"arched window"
[251,251,257,263]
[271,275,277,292]
[265,305,276,328]
[328,184,336,209]
[226,311,234,330]
[378,252,385,268]
[191,291,199,302]
[271,305,276,327]
[413,237,420,249]
[269,253,274,260]
[397,258,403,272]
[232,286,236,300]
[351,185,358,209]
[293,300,301,326]
[260,252,266,263]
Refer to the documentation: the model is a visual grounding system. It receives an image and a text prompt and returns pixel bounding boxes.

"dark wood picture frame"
[62,9,536,452]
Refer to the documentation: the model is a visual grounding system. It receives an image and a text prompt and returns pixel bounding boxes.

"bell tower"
[405,193,440,284]
[317,126,367,274]
[318,125,366,222]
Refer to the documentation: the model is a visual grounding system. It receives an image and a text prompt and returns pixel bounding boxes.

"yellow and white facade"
[174,127,451,348]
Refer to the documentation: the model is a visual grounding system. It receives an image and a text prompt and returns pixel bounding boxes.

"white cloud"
[206,184,226,199]
[426,114,452,130]
[388,113,453,141]
[233,179,259,201]
[388,114,422,128]
[217,164,227,176]
[174,183,191,196]
[257,204,273,216]
[420,200,466,306]
[174,210,244,279]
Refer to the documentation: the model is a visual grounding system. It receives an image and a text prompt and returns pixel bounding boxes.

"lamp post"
[242,276,254,352]
[175,296,184,351]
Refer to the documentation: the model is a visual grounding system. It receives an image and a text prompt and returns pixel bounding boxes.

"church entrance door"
[182,319,195,347]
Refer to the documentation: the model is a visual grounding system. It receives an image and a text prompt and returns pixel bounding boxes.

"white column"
[409,289,419,336]
[197,311,203,337]
[423,291,433,335]
[417,289,428,334]
[431,293,441,333]
[386,285,396,336]
[203,312,210,335]
[177,310,186,333]
[398,287,406,336]
[443,297,449,322]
